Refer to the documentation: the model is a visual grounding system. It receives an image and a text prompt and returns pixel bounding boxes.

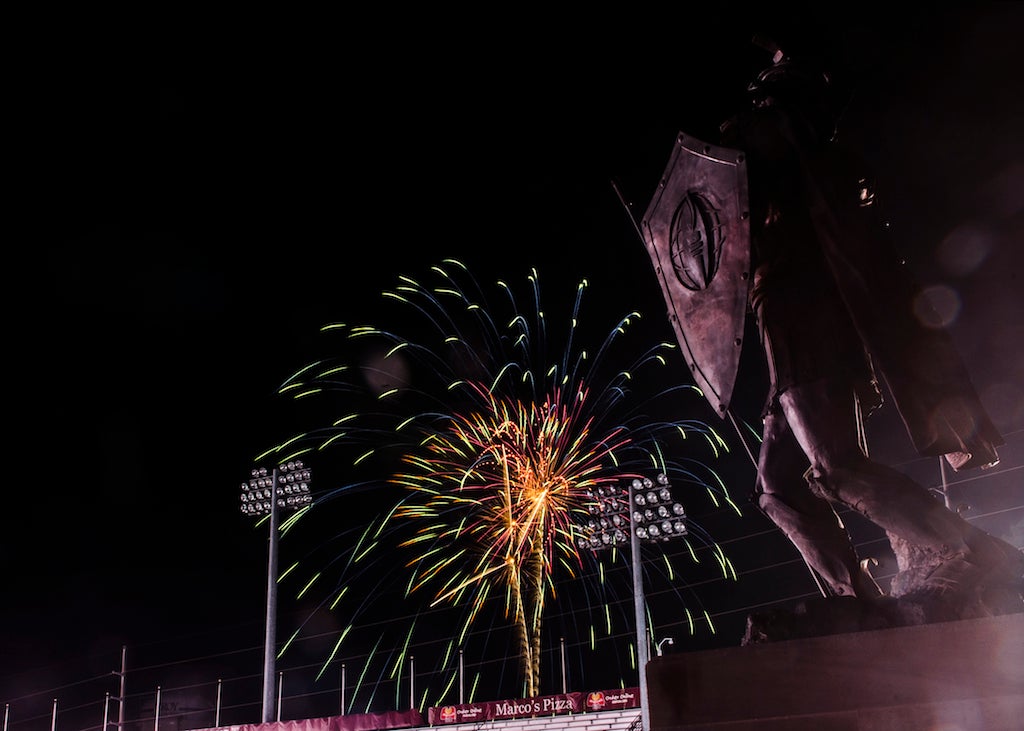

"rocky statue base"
[743,534,1024,644]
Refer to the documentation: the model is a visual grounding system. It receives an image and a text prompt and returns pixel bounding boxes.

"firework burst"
[255,259,739,711]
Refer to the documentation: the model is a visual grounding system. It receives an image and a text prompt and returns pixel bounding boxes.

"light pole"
[577,473,688,731]
[240,460,313,723]
[655,637,674,656]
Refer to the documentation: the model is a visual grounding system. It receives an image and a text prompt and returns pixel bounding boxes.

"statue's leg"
[778,379,1023,588]
[756,404,883,598]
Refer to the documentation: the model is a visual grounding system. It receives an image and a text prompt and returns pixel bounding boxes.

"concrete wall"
[647,612,1024,731]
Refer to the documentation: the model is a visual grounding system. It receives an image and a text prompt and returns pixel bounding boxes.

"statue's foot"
[919,545,1023,601]
[919,556,981,596]
[963,530,1024,585]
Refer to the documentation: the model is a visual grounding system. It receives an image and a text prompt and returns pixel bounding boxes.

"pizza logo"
[439,706,457,723]
[586,691,606,710]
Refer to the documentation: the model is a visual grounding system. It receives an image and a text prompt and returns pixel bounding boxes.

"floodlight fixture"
[239,460,313,723]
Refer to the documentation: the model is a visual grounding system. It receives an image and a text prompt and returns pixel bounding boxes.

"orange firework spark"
[392,381,635,696]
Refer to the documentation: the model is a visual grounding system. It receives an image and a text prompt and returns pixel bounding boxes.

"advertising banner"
[427,687,638,725]
[583,687,639,711]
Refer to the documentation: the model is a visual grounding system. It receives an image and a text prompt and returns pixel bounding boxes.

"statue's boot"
[757,386,884,599]
[804,460,1023,594]
[778,379,1022,597]
[758,488,884,599]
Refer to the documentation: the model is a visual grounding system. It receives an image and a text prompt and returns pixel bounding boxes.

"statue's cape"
[796,137,1004,469]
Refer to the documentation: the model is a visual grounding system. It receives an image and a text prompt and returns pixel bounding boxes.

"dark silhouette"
[712,38,1023,616]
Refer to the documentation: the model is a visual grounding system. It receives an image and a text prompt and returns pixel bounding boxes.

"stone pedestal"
[647,612,1024,731]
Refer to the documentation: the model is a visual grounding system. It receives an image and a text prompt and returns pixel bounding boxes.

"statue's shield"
[641,132,751,418]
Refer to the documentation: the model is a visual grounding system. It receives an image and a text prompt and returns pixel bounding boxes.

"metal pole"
[938,457,953,509]
[262,468,281,723]
[629,480,650,731]
[409,656,415,710]
[215,679,222,728]
[458,651,464,704]
[50,699,57,731]
[340,664,346,715]
[277,671,283,721]
[118,646,127,731]
[153,687,161,731]
[4,702,9,731]
[560,637,567,694]
[103,692,110,731]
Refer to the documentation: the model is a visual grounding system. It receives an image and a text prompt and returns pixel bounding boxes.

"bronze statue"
[639,38,1022,624]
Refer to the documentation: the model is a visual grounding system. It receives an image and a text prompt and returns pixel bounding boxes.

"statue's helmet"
[746,38,838,140]
[747,57,831,103]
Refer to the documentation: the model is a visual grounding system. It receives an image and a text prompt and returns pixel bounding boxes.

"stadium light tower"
[576,473,688,731]
[240,460,313,723]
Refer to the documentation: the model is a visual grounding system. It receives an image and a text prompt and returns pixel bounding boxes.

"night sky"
[5,4,1024,729]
